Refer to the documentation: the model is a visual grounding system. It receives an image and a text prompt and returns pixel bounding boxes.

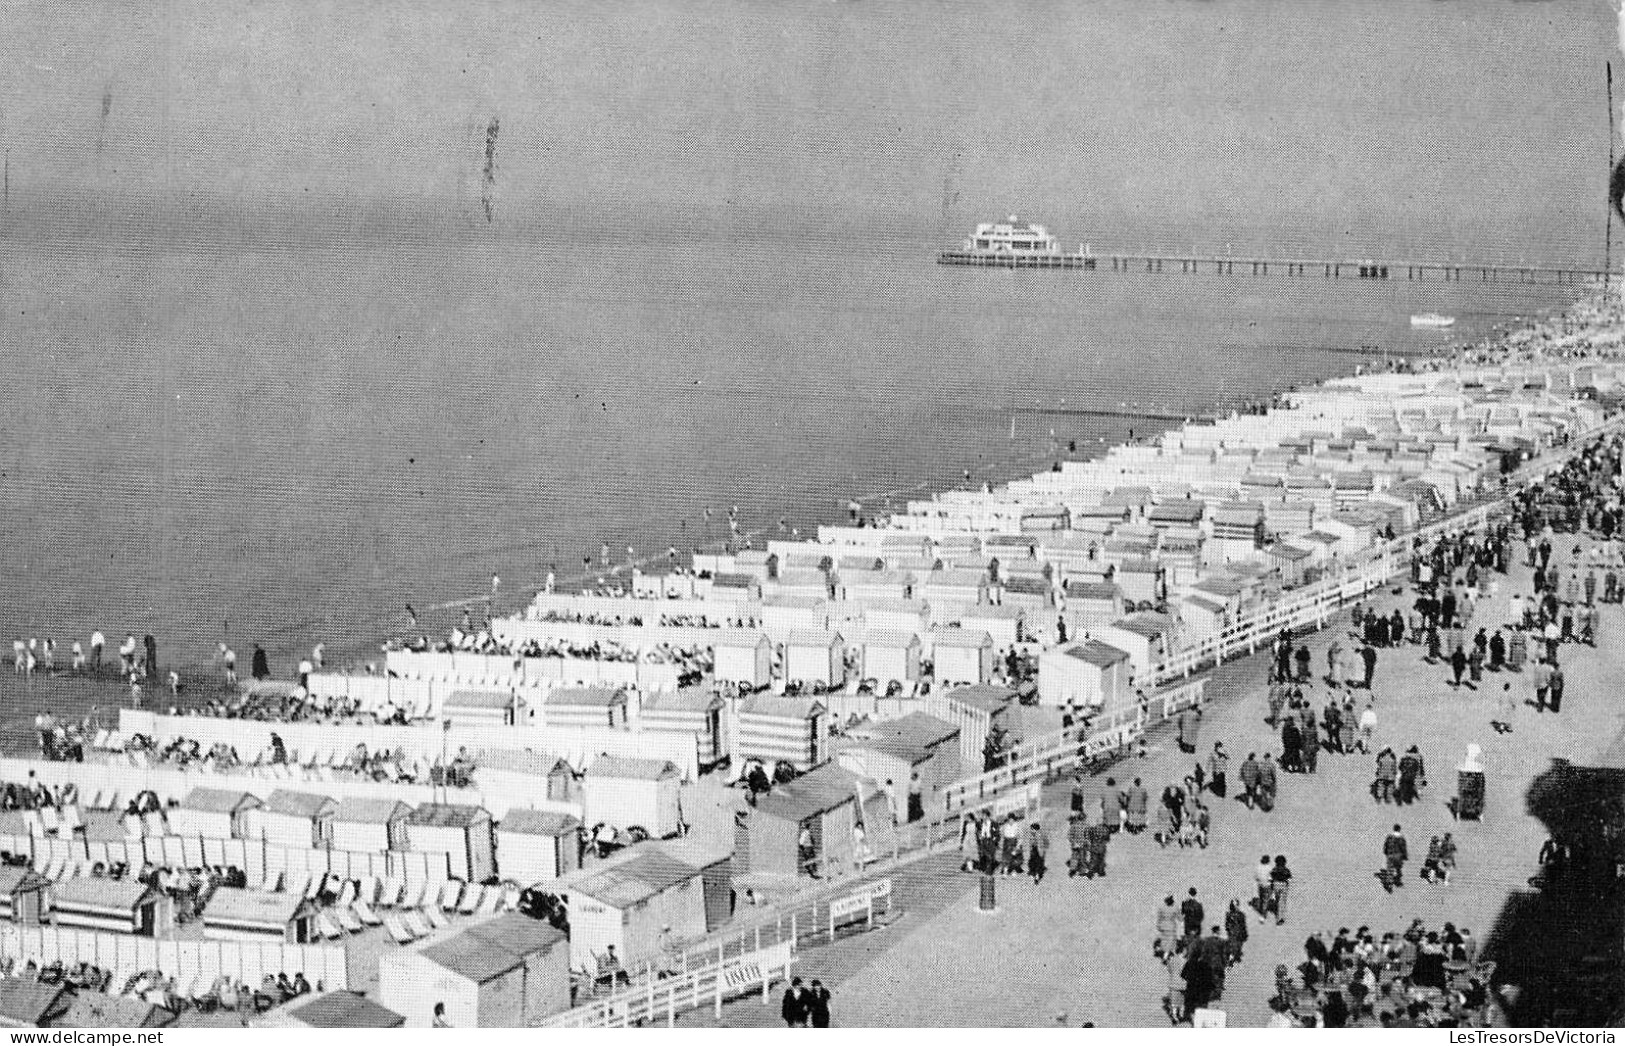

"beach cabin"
[50,878,171,936]
[735,763,863,881]
[836,711,962,812]
[1115,558,1165,609]
[170,789,260,840]
[917,569,989,608]
[860,632,922,687]
[929,628,995,685]
[655,838,735,932]
[639,687,727,766]
[938,684,1016,769]
[999,574,1053,614]
[783,630,845,688]
[1098,611,1177,680]
[583,756,683,838]
[958,605,1024,648]
[495,809,580,886]
[839,569,914,603]
[380,915,570,1028]
[404,805,496,884]
[261,992,405,1029]
[543,686,627,729]
[707,573,762,603]
[558,846,709,972]
[711,630,773,688]
[1037,640,1132,711]
[251,790,336,849]
[862,598,931,637]
[0,868,48,926]
[201,887,318,943]
[760,596,830,637]
[331,797,412,854]
[733,694,826,771]
[1063,580,1124,634]
[1267,541,1317,587]
[1261,500,1315,542]
[442,689,517,727]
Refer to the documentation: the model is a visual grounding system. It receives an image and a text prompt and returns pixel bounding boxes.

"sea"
[0,0,1615,671]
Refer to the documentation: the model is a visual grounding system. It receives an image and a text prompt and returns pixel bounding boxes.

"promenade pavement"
[706,539,1625,1028]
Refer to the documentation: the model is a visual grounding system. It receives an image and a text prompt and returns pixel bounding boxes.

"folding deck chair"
[457,884,484,915]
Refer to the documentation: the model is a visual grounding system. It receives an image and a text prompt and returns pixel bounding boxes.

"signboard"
[716,941,795,1015]
[827,878,893,940]
[1192,1008,1227,1028]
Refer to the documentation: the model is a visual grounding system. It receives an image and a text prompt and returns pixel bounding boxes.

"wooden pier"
[938,250,1611,286]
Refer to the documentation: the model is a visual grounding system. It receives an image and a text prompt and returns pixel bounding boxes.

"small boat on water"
[1411,313,1456,329]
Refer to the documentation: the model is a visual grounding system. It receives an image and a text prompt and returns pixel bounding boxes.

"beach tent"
[494,809,580,887]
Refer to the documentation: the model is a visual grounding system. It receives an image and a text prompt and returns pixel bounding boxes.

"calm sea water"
[0,0,1612,669]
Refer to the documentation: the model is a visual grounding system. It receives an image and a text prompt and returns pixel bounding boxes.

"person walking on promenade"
[807,980,831,1027]
[1238,753,1260,808]
[70,640,84,674]
[1280,718,1303,773]
[1467,644,1484,688]
[1208,743,1229,799]
[1532,659,1553,711]
[1027,821,1049,884]
[89,630,104,672]
[1294,644,1311,683]
[1302,717,1320,774]
[1374,747,1397,803]
[1201,924,1228,999]
[1449,644,1467,687]
[1084,816,1112,878]
[1154,788,1177,847]
[1256,756,1278,813]
[1489,629,1506,671]
[1126,778,1149,834]
[1066,813,1089,876]
[251,644,270,682]
[1396,746,1425,806]
[1360,644,1378,690]
[1548,664,1565,715]
[1269,856,1293,925]
[1182,950,1217,1016]
[1358,702,1376,754]
[1225,900,1249,966]
[1325,639,1342,688]
[782,977,808,1027]
[1155,895,1182,958]
[1253,855,1274,919]
[1381,825,1409,890]
[1181,888,1204,942]
[1177,707,1201,755]
[1163,950,1187,1025]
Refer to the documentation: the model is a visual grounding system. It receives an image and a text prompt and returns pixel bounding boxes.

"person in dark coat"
[1548,665,1565,714]
[1321,989,1350,1028]
[1280,719,1302,773]
[1396,747,1424,805]
[143,635,159,682]
[1208,743,1228,798]
[1360,644,1377,689]
[1256,758,1278,812]
[782,977,808,1027]
[1202,925,1228,998]
[1293,645,1311,683]
[1085,818,1112,878]
[1488,629,1506,671]
[1224,899,1249,965]
[1381,825,1408,889]
[1238,753,1260,808]
[251,644,270,681]
[1449,645,1467,687]
[1180,888,1204,941]
[807,980,832,1027]
[1066,814,1089,877]
[1182,952,1217,1013]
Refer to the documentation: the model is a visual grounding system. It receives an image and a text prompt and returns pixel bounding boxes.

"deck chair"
[45,856,67,881]
[382,915,416,944]
[22,811,43,838]
[91,730,110,751]
[377,877,404,907]
[87,789,105,811]
[356,876,380,905]
[59,806,82,834]
[315,912,344,940]
[405,880,432,909]
[352,900,382,927]
[142,811,166,836]
[402,911,432,938]
[38,807,61,834]
[457,885,484,915]
[101,792,119,813]
[437,880,463,911]
[475,888,501,916]
[304,873,327,900]
[422,906,448,930]
[335,880,356,907]
[335,906,364,933]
